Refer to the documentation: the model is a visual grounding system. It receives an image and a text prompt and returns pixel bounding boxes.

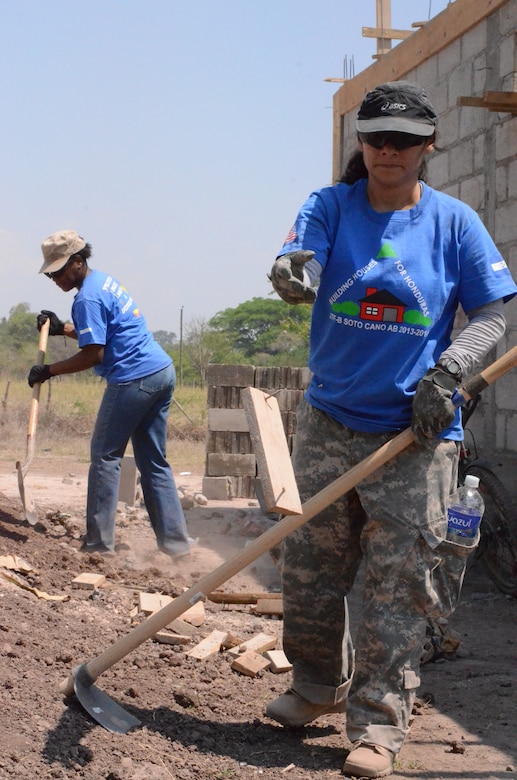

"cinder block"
[202,476,232,500]
[205,364,255,387]
[208,408,248,432]
[119,455,139,505]
[207,453,256,477]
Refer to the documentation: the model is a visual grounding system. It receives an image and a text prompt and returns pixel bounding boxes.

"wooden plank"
[241,387,302,516]
[457,92,517,114]
[486,104,517,113]
[154,607,204,629]
[181,599,206,627]
[457,96,486,108]
[72,573,106,590]
[484,91,517,113]
[264,650,293,674]
[362,26,413,40]
[252,598,284,617]
[484,91,517,106]
[186,630,228,660]
[138,592,172,613]
[166,618,198,636]
[207,408,249,432]
[207,591,282,605]
[139,592,204,628]
[153,631,191,645]
[227,632,277,658]
[231,650,271,677]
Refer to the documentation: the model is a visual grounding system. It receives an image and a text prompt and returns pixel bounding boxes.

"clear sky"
[0,0,452,334]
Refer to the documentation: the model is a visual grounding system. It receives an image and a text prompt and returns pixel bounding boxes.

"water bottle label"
[447,507,482,538]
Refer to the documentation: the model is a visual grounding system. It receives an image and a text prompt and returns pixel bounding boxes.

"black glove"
[37,310,64,336]
[28,364,53,388]
[269,250,317,304]
[411,367,457,444]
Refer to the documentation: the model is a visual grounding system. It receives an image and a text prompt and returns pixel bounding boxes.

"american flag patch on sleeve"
[284,225,297,243]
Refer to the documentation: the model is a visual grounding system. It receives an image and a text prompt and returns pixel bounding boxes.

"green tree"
[5,303,34,348]
[0,302,86,379]
[153,329,178,349]
[209,297,311,363]
[0,303,42,377]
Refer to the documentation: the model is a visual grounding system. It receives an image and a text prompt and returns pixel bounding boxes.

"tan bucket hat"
[39,230,86,275]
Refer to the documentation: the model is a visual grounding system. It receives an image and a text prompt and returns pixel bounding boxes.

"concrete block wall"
[336,0,517,456]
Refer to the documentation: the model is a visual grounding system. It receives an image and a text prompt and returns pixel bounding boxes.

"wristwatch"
[436,358,463,384]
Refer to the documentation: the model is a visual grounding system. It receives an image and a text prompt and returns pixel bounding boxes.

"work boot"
[79,541,116,557]
[265,689,346,727]
[342,742,394,778]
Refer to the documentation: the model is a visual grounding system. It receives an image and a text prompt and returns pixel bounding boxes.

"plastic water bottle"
[446,474,485,544]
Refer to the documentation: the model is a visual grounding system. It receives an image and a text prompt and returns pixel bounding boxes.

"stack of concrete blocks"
[203,364,312,500]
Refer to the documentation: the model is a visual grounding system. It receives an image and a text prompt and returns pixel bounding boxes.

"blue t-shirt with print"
[72,270,171,383]
[278,179,517,437]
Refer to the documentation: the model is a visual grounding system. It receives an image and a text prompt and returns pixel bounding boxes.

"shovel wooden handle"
[59,343,517,698]
[26,319,50,454]
[17,319,50,479]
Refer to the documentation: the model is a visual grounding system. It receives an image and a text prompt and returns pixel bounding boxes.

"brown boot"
[265,689,346,727]
[342,742,394,778]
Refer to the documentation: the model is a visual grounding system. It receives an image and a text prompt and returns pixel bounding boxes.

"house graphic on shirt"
[359,287,406,323]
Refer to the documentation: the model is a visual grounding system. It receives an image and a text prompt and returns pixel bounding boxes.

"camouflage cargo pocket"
[426,526,479,618]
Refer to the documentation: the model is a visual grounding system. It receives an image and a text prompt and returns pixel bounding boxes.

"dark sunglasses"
[358,131,427,150]
[45,256,73,280]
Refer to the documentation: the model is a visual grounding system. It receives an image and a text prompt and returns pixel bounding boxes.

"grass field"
[1,377,207,472]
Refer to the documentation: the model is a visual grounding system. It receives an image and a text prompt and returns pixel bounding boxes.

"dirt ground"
[0,455,516,780]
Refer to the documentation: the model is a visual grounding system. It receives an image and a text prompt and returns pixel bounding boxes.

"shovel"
[16,319,50,525]
[58,344,517,731]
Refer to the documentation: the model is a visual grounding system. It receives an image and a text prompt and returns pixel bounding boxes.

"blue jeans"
[85,363,190,556]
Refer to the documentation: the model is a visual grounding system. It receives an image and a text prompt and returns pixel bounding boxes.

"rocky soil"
[0,456,516,780]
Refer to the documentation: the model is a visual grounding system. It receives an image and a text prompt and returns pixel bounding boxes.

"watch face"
[441,359,461,379]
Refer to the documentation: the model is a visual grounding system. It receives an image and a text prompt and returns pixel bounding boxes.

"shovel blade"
[73,664,141,734]
[16,461,38,525]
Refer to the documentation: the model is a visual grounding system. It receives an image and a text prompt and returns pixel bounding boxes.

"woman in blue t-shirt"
[29,230,191,560]
[268,82,517,778]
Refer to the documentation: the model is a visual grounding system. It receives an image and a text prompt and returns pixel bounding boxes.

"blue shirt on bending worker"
[28,230,191,560]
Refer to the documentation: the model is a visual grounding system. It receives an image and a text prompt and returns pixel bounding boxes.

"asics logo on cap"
[381,101,407,112]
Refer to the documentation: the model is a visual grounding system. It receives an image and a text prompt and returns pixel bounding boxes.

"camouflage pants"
[281,399,475,754]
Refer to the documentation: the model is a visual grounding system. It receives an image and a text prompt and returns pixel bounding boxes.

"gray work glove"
[411,368,457,444]
[37,310,65,336]
[269,250,317,305]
